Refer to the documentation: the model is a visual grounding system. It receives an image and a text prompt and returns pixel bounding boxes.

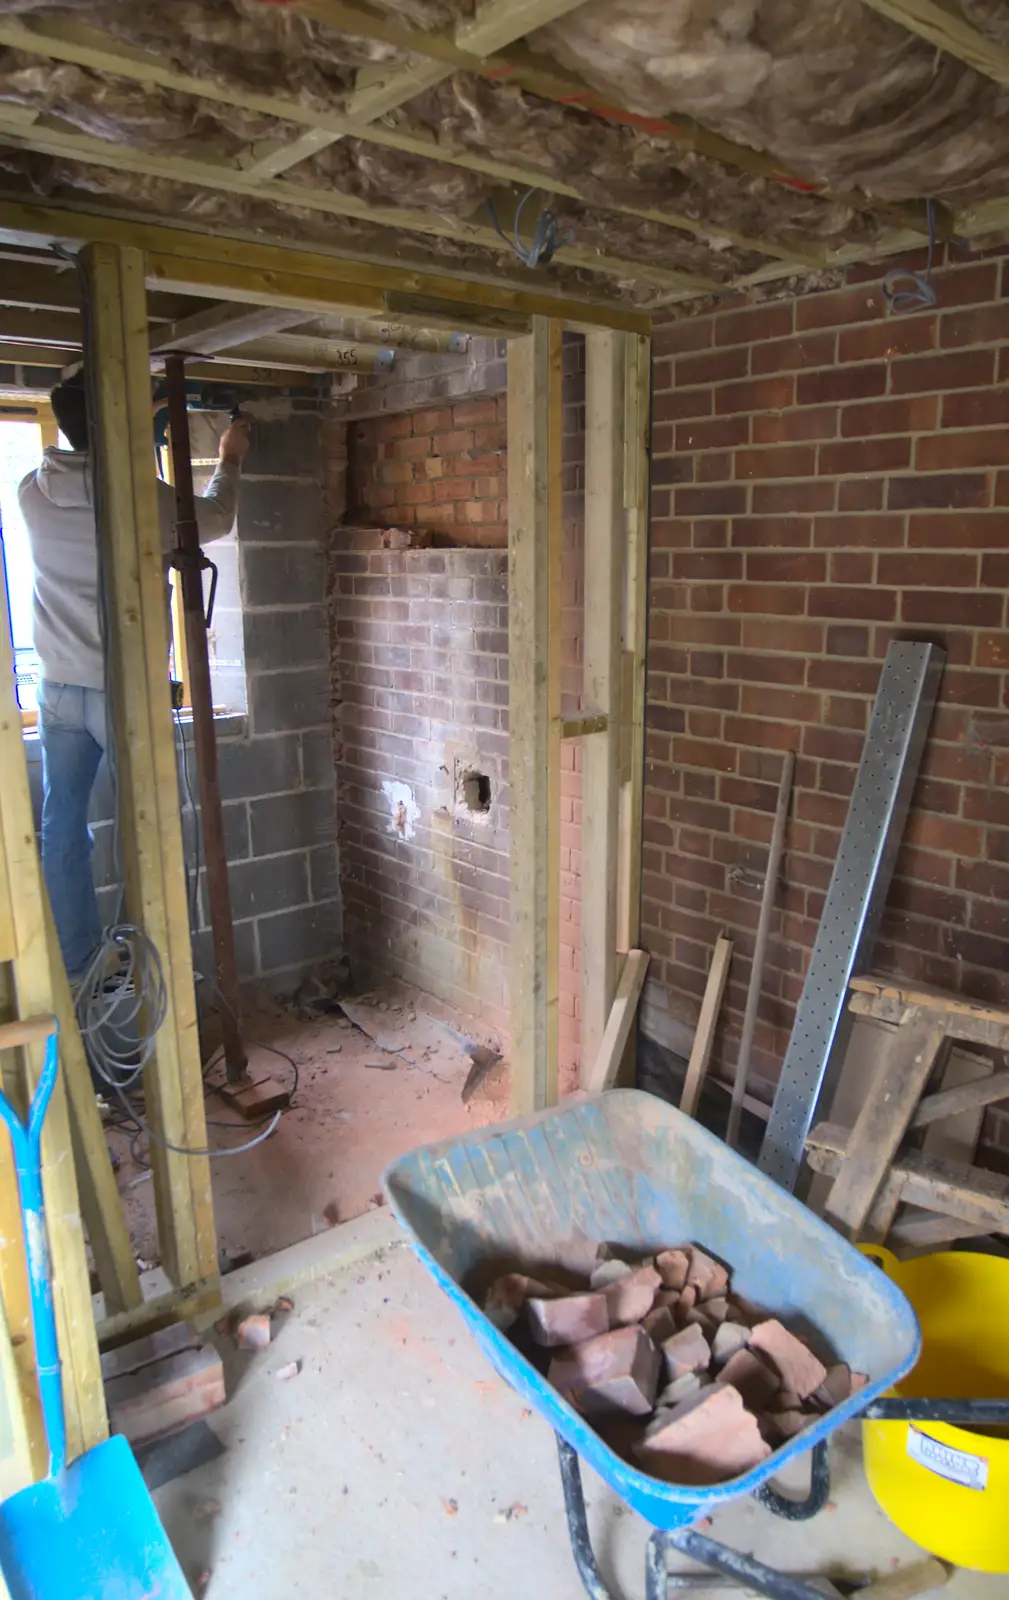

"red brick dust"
[106,982,508,1269]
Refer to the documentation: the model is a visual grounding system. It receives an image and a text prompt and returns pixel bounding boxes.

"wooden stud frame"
[511,323,651,1109]
[580,332,625,1073]
[0,199,650,339]
[508,317,563,1115]
[80,241,217,1293]
[0,598,106,1468]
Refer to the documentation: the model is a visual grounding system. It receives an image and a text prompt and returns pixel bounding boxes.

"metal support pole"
[163,354,246,1081]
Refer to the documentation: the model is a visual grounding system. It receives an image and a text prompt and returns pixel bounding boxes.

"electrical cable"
[882,198,938,313]
[486,188,571,269]
[115,1035,298,1166]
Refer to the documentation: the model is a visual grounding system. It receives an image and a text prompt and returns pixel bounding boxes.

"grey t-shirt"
[17,448,238,692]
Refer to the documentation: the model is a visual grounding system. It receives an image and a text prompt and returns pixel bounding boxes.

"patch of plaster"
[382,778,420,840]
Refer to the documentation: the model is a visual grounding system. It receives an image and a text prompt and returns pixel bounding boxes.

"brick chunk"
[748,1320,827,1401]
[718,1348,779,1411]
[811,1362,870,1412]
[761,1410,811,1445]
[686,1248,730,1302]
[675,1284,698,1319]
[660,1322,711,1380]
[236,1314,271,1351]
[548,1325,661,1420]
[605,1263,660,1328]
[590,1259,632,1291]
[658,1370,710,1407]
[634,1384,771,1486]
[642,1306,676,1344]
[656,1249,690,1290]
[528,1292,609,1348]
[711,1321,750,1369]
[484,1273,561,1332]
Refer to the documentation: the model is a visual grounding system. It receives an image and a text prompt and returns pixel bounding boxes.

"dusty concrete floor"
[107,983,508,1267]
[157,1227,1003,1600]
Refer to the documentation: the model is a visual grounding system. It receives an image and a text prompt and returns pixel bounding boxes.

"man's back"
[18,446,240,693]
[19,448,103,691]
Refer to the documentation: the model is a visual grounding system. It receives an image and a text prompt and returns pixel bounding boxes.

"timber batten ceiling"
[0,2,1005,314]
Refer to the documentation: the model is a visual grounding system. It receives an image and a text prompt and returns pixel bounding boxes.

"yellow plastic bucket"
[862,1246,1009,1572]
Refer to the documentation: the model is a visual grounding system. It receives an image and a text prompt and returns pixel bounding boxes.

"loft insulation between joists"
[533,0,1009,205]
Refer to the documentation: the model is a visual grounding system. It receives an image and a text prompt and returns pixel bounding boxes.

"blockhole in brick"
[460,771,492,813]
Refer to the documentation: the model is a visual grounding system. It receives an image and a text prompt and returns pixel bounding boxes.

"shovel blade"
[0,1433,191,1599]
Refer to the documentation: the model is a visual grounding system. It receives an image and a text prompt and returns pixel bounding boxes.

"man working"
[17,378,250,983]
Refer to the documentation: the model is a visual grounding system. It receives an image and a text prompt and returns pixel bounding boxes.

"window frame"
[0,401,56,731]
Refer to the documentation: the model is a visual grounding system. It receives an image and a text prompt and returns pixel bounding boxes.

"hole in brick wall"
[461,771,492,813]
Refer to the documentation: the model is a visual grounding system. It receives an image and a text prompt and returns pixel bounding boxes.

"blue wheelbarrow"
[385,1090,942,1600]
[0,1015,191,1599]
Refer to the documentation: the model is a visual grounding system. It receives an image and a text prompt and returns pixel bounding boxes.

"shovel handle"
[0,1020,65,1477]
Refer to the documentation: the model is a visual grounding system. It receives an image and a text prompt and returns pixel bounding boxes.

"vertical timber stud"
[80,243,217,1292]
[0,599,106,1466]
[581,333,624,1079]
[616,334,651,1076]
[508,317,563,1114]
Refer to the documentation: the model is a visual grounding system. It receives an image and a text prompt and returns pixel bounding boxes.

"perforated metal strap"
[758,641,945,1191]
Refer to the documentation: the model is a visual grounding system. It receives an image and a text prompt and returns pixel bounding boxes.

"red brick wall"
[643,248,1009,1149]
[346,397,508,547]
[333,341,586,1077]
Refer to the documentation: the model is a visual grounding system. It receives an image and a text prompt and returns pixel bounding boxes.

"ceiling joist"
[0,15,835,275]
[0,196,651,336]
[150,302,317,355]
[858,0,1009,86]
[0,112,722,297]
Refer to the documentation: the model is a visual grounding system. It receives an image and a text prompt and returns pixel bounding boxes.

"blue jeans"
[38,680,108,981]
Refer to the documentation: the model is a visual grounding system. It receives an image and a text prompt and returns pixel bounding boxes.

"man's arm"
[157,417,251,551]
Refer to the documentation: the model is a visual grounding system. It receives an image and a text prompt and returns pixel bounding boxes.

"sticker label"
[907,1426,989,1491]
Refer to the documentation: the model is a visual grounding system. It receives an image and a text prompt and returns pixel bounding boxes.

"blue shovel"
[0,1015,192,1599]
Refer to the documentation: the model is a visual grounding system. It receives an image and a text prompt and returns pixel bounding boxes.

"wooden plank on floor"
[580,330,624,1080]
[679,935,733,1119]
[507,316,563,1114]
[584,949,650,1097]
[81,241,217,1291]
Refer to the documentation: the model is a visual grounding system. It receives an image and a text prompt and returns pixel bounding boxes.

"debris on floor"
[235,1313,271,1351]
[487,1241,867,1487]
[108,982,508,1268]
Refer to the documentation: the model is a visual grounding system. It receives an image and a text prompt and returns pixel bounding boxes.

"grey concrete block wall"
[26,408,342,995]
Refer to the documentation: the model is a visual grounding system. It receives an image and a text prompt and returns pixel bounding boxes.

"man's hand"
[218,417,251,467]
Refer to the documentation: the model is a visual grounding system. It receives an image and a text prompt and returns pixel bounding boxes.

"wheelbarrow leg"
[755,1439,830,1522]
[656,1527,837,1600]
[557,1435,622,1600]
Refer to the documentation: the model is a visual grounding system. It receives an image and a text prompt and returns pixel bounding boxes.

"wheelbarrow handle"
[864,1397,1009,1425]
[0,1016,65,1477]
